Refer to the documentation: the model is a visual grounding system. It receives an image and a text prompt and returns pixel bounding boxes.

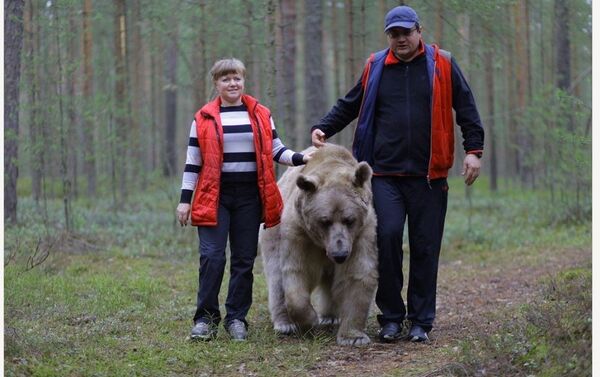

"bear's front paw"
[318,316,340,326]
[274,323,298,335]
[337,330,371,346]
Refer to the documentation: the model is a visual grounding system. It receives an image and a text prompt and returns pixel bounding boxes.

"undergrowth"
[4,177,591,376]
[458,267,592,377]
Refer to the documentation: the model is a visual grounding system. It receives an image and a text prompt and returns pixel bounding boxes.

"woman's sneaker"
[190,321,217,341]
[227,319,247,341]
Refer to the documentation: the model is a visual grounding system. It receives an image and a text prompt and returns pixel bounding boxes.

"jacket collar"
[200,94,259,118]
[384,39,426,65]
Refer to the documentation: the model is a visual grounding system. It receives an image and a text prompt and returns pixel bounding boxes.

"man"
[311,5,484,343]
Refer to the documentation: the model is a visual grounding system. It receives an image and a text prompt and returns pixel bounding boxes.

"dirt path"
[307,247,591,377]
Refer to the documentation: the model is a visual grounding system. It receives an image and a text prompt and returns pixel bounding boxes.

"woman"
[176,58,310,341]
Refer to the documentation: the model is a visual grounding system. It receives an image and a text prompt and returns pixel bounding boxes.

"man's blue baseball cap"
[384,6,420,32]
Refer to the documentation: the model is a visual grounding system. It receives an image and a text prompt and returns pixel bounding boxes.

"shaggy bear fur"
[260,144,378,346]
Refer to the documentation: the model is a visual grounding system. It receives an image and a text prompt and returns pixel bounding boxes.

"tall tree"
[113,0,128,200]
[129,0,143,187]
[514,0,532,186]
[554,0,572,131]
[265,0,277,107]
[192,0,208,109]
[484,28,498,192]
[278,0,297,147]
[82,0,97,195]
[304,0,325,134]
[53,2,73,230]
[163,24,178,177]
[434,1,444,45]
[67,9,79,199]
[24,0,42,202]
[345,0,356,83]
[244,1,261,98]
[4,0,25,224]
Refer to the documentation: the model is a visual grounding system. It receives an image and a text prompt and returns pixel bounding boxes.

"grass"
[4,176,591,376]
[457,267,592,377]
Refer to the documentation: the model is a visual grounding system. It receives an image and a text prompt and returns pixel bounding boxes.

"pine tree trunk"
[192,0,208,109]
[25,0,42,203]
[68,13,79,199]
[279,0,297,148]
[4,0,25,224]
[163,25,178,177]
[554,0,572,131]
[435,1,444,45]
[304,0,325,137]
[484,31,498,192]
[130,0,143,188]
[82,0,97,195]
[113,0,128,200]
[53,4,72,231]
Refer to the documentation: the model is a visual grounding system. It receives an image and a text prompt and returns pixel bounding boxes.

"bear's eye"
[319,219,332,228]
[342,217,355,227]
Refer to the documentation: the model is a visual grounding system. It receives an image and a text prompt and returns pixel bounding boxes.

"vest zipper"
[212,117,223,212]
[250,104,267,223]
[405,64,412,169]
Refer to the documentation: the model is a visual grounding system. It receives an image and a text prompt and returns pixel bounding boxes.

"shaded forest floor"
[4,181,592,376]
[307,246,591,376]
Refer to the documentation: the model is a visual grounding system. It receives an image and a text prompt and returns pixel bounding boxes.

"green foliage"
[457,267,591,376]
[442,177,591,258]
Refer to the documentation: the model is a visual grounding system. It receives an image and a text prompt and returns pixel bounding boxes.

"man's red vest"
[354,43,454,179]
[190,94,283,228]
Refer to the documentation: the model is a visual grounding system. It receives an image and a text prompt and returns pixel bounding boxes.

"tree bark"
[82,0,97,195]
[4,0,25,224]
[192,0,208,109]
[278,0,297,148]
[163,24,178,177]
[113,0,128,200]
[304,0,325,136]
[514,0,532,186]
[554,0,572,131]
[484,29,498,192]
[244,1,261,98]
[435,1,444,45]
[345,0,356,83]
[130,0,143,188]
[25,0,42,203]
[53,3,73,231]
[68,11,79,199]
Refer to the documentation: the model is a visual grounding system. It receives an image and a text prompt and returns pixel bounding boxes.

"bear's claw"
[274,323,298,335]
[337,331,371,346]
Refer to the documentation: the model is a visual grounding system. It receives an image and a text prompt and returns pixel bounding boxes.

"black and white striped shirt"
[180,105,304,203]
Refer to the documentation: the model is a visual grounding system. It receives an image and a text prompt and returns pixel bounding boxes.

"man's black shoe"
[407,324,429,342]
[378,322,402,343]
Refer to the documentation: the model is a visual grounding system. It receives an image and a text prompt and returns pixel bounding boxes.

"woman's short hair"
[210,58,246,81]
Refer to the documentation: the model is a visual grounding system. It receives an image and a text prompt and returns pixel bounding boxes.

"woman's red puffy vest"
[190,94,283,228]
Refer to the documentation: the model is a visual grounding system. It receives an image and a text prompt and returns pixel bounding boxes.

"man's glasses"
[386,27,418,39]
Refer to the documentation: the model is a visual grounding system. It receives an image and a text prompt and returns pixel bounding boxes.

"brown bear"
[260,144,378,346]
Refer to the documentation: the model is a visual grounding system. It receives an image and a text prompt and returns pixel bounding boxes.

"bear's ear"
[353,162,372,188]
[297,174,318,193]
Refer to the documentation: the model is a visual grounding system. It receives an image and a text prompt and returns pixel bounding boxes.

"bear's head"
[295,161,373,264]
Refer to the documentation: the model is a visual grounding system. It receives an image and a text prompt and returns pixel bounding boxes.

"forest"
[4,0,592,376]
[4,0,592,223]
